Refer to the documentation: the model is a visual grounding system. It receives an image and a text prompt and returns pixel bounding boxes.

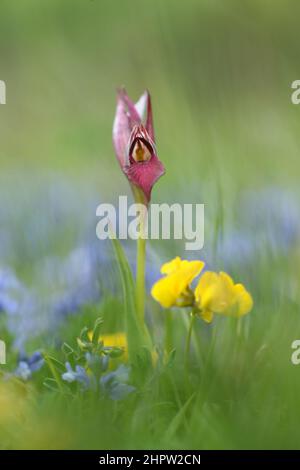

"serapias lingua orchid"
[113,88,165,204]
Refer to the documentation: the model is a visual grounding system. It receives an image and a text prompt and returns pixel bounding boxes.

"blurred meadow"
[1,0,300,450]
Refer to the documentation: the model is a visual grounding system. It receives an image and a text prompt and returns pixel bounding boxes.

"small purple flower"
[100,364,135,401]
[14,351,44,381]
[62,362,94,390]
[14,362,32,381]
[0,268,22,314]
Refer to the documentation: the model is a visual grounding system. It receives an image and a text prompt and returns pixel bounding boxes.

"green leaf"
[165,348,176,368]
[111,236,151,363]
[164,393,195,439]
[43,353,65,394]
[105,347,125,358]
[79,326,89,342]
[61,342,75,359]
[92,317,104,345]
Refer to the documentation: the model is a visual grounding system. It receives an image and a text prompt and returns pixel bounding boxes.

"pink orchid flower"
[113,89,165,203]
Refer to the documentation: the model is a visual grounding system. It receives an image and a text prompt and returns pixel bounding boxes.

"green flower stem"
[43,353,64,394]
[131,184,148,334]
[136,225,146,330]
[164,309,173,354]
[184,312,196,374]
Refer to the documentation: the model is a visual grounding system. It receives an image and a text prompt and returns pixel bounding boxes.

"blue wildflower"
[100,365,135,401]
[62,362,94,390]
[14,351,44,381]
[0,268,22,314]
[238,187,300,252]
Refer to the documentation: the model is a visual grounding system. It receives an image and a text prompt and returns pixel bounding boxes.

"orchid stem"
[136,228,146,330]
[132,185,150,341]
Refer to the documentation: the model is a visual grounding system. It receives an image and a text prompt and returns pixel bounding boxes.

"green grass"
[2,289,300,450]
[0,0,300,450]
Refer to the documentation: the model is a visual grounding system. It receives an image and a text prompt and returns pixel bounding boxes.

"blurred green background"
[0,0,300,450]
[1,0,300,187]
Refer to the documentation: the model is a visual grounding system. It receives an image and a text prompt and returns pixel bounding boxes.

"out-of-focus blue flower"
[0,268,20,292]
[26,351,44,371]
[100,364,135,400]
[14,362,32,381]
[61,359,135,400]
[14,351,44,381]
[0,176,162,348]
[62,362,94,390]
[238,187,300,251]
[1,179,298,351]
[39,239,161,334]
[187,186,300,273]
[0,268,22,314]
[0,268,42,348]
[6,289,41,350]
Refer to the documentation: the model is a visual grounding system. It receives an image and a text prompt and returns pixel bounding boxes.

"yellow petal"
[196,269,254,319]
[87,331,128,360]
[151,275,180,308]
[233,283,253,316]
[216,276,253,318]
[219,271,235,292]
[200,309,214,323]
[195,271,232,313]
[100,332,128,350]
[152,259,205,308]
[160,256,182,275]
[100,332,128,363]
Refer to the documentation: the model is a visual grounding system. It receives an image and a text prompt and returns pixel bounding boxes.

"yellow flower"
[151,257,205,308]
[195,271,253,323]
[88,331,128,360]
[100,332,129,363]
[221,272,253,317]
[160,256,183,275]
[87,331,161,367]
[100,332,128,351]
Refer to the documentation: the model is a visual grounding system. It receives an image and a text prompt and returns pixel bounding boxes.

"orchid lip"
[128,124,156,165]
[129,138,153,163]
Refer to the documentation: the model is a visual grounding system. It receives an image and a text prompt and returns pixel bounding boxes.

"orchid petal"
[113,91,131,168]
[135,91,148,121]
[145,91,155,141]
